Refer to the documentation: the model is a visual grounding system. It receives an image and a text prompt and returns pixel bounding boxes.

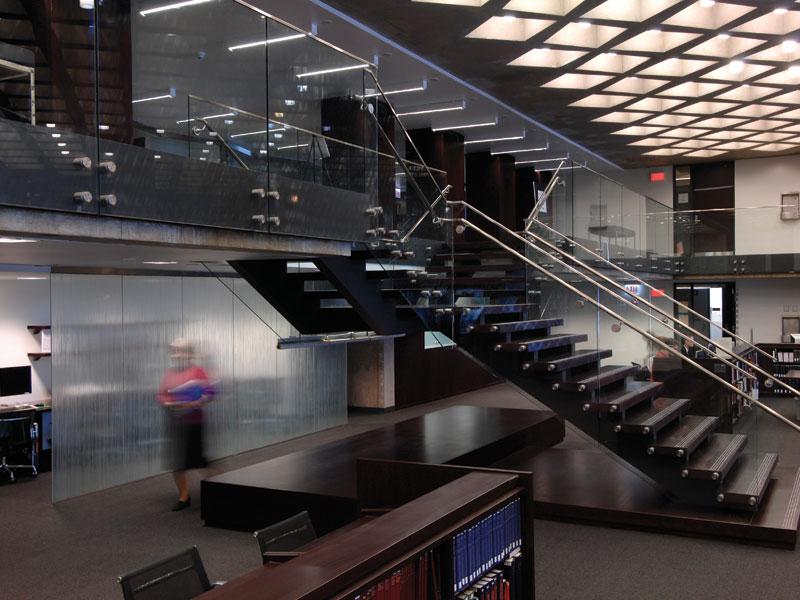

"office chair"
[118,546,222,600]
[253,510,317,565]
[0,414,38,482]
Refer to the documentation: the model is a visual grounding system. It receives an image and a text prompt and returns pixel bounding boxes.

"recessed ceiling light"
[98,124,110,130]
[57,142,66,147]
[647,28,661,35]
[0,237,37,243]
[156,128,165,134]
[577,21,591,29]
[463,134,524,145]
[51,133,60,138]
[717,33,730,40]
[431,121,496,131]
[45,123,56,128]
[774,8,788,16]
[789,65,800,76]
[782,39,798,54]
[699,0,715,7]
[60,150,69,155]
[728,60,744,74]
[139,0,212,17]
[142,261,179,265]
[154,155,162,159]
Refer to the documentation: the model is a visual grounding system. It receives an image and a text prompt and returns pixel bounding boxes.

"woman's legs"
[173,470,189,502]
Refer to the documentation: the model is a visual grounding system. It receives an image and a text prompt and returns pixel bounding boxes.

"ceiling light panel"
[747,43,800,63]
[684,149,726,157]
[663,2,754,29]
[777,124,800,133]
[763,90,800,105]
[545,22,625,48]
[716,85,776,102]
[467,16,555,41]
[655,81,728,97]
[613,31,700,53]
[757,67,800,86]
[737,119,792,131]
[637,58,716,78]
[744,132,795,143]
[670,139,718,149]
[582,0,681,22]
[683,35,764,59]
[577,53,649,74]
[673,100,740,114]
[503,0,586,16]
[642,148,687,156]
[701,62,772,82]
[725,104,785,118]
[509,48,587,68]
[611,125,668,136]
[657,127,712,138]
[640,113,698,127]
[712,141,759,150]
[604,77,666,94]
[542,73,613,89]
[592,111,650,123]
[752,143,797,152]
[699,130,750,140]
[733,11,800,36]
[626,97,683,112]
[412,0,491,5]
[690,116,748,128]
[628,137,671,146]
[569,94,635,108]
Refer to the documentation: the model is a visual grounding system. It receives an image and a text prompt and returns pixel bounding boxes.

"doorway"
[674,282,736,341]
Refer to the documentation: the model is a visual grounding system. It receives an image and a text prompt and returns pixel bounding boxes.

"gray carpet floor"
[2,384,799,600]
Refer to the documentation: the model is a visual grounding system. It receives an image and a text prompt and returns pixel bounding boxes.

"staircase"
[233,237,800,519]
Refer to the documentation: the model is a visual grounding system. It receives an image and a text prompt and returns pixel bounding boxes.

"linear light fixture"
[514,156,568,165]
[0,237,37,243]
[296,64,369,79]
[277,143,310,150]
[230,127,286,139]
[132,91,175,104]
[464,134,525,145]
[493,144,549,155]
[361,83,427,98]
[431,120,497,132]
[396,104,465,117]
[227,33,306,52]
[139,0,212,17]
[176,112,235,124]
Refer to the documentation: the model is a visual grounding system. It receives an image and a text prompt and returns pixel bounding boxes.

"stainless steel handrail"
[444,214,800,436]
[525,160,564,225]
[530,217,777,365]
[194,119,249,170]
[400,185,453,243]
[453,200,768,389]
[186,95,447,176]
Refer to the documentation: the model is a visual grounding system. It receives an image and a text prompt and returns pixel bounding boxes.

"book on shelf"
[454,499,522,593]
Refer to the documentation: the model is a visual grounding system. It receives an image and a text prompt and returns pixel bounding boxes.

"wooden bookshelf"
[27,325,50,335]
[200,468,534,600]
[27,353,50,361]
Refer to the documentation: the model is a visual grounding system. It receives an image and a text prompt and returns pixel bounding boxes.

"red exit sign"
[650,170,666,183]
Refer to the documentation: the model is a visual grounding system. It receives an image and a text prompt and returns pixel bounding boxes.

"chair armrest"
[211,581,226,587]
[360,507,392,516]
[262,551,303,564]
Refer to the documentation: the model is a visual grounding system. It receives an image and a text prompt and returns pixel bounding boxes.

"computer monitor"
[0,366,32,397]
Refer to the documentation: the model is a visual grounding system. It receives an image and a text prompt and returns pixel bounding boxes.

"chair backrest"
[118,546,212,600]
[0,416,31,448]
[254,511,317,560]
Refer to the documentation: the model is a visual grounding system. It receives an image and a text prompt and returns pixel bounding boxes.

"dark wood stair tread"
[591,381,664,414]
[470,318,563,334]
[618,397,690,435]
[495,333,587,353]
[526,349,613,373]
[650,415,718,458]
[721,452,779,509]
[684,433,747,481]
[559,364,636,392]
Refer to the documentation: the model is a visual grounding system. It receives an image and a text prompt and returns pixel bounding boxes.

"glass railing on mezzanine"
[0,0,442,246]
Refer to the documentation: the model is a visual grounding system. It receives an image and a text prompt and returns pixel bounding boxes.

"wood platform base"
[493,445,800,549]
[201,405,565,534]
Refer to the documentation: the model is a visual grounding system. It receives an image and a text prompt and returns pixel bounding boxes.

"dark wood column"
[466,151,517,233]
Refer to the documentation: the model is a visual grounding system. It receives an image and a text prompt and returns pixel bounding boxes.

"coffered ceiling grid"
[337,0,800,166]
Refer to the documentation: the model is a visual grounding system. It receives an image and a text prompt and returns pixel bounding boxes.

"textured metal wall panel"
[52,274,347,501]
[52,274,124,501]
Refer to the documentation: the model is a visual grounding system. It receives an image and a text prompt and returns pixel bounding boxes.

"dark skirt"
[164,413,207,471]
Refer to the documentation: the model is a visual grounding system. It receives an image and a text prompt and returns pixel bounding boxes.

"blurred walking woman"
[157,338,215,511]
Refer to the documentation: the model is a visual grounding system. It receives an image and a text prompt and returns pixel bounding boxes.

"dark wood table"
[201,404,563,532]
